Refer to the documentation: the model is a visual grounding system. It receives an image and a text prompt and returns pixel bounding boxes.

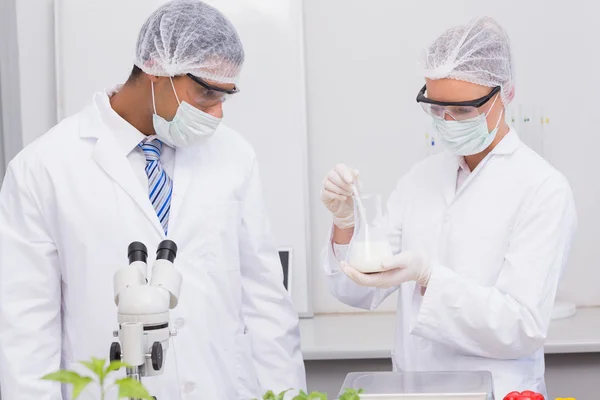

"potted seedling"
[42,356,153,400]
[257,388,363,400]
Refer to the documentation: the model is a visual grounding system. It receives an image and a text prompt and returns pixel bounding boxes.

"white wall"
[15,0,57,146]
[0,0,24,177]
[11,0,600,314]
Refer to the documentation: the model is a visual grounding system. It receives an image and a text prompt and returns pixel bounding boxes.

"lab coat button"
[183,382,197,393]
[174,317,185,329]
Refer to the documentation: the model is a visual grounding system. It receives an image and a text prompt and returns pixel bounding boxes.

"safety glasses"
[186,73,240,106]
[416,84,501,121]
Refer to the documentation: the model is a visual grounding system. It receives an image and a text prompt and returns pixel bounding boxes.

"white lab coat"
[324,131,576,399]
[0,92,306,399]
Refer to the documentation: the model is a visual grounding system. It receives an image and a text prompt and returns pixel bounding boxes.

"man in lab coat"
[0,1,305,399]
[321,17,576,399]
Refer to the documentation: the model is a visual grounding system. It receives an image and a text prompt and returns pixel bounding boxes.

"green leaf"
[41,370,93,399]
[116,377,154,400]
[339,388,364,400]
[41,370,90,385]
[277,389,292,400]
[292,389,308,400]
[261,390,276,400]
[80,357,106,381]
[264,390,275,400]
[71,377,93,399]
[106,360,129,374]
[307,391,327,400]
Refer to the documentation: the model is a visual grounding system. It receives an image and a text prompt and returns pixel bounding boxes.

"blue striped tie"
[139,139,172,235]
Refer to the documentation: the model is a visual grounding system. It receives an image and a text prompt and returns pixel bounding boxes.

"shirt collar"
[456,156,470,173]
[95,86,148,157]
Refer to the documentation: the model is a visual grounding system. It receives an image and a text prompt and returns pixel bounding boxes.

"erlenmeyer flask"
[347,193,393,273]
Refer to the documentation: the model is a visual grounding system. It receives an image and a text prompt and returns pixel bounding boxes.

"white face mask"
[432,94,503,156]
[152,78,222,148]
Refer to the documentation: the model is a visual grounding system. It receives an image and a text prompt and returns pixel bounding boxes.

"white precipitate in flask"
[348,240,393,273]
[348,191,393,273]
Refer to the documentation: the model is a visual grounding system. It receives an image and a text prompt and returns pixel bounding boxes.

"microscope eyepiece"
[128,242,148,264]
[156,240,177,263]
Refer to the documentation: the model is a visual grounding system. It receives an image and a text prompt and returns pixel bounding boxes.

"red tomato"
[503,391,544,400]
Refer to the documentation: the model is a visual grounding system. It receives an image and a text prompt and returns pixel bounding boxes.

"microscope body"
[110,241,182,385]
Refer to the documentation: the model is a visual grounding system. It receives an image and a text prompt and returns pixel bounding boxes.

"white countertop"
[299,307,600,361]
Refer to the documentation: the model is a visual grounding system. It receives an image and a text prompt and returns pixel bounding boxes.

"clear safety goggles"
[187,73,240,107]
[416,84,501,121]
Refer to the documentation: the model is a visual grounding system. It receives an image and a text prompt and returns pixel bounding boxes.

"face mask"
[151,78,222,148]
[432,94,503,156]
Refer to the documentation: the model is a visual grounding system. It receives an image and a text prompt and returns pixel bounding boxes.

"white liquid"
[349,240,393,273]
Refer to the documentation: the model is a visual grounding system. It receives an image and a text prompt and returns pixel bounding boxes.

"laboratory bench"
[299,307,600,398]
[299,307,600,360]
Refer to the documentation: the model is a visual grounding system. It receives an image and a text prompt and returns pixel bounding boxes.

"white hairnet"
[134,0,244,84]
[422,16,515,105]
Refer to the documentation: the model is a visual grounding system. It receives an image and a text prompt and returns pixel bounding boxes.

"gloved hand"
[341,251,432,289]
[321,164,359,229]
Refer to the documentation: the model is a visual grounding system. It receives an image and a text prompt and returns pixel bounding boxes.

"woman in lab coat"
[0,2,305,399]
[321,17,576,399]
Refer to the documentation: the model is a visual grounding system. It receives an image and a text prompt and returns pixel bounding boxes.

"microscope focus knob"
[110,342,122,362]
[151,342,163,371]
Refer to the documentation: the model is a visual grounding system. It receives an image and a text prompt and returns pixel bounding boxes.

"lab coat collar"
[93,88,148,156]
[86,89,205,236]
[490,128,520,155]
[169,147,195,229]
[443,128,520,205]
[440,153,460,206]
[81,90,166,237]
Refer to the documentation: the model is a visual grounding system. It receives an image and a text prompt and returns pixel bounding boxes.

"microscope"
[109,240,182,399]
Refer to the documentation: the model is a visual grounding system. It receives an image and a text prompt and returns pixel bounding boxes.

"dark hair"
[129,65,144,81]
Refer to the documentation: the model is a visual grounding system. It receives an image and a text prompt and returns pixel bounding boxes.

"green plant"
[338,388,364,400]
[41,357,153,400]
[291,390,328,400]
[256,388,363,400]
[259,389,290,400]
